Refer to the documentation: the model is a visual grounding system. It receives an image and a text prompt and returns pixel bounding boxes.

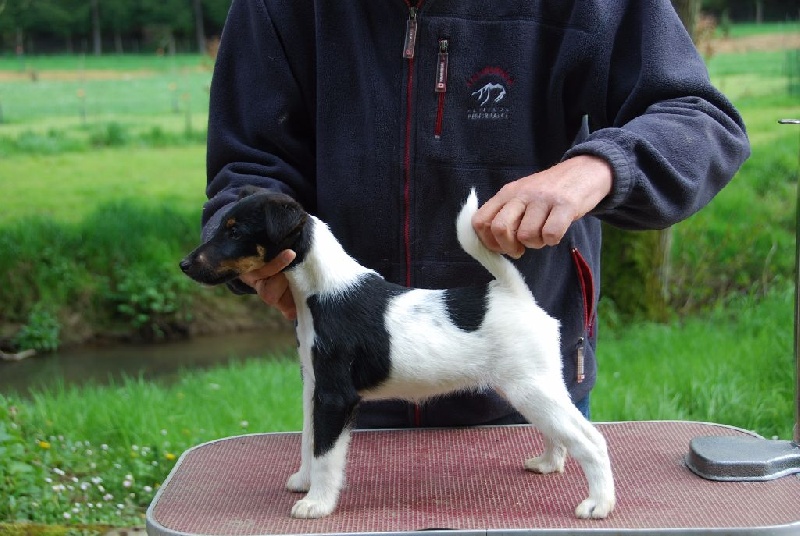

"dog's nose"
[179,257,192,273]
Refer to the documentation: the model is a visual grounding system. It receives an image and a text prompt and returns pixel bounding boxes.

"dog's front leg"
[290,386,358,519]
[286,365,314,493]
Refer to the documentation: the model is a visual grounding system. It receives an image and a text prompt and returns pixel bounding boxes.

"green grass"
[0,55,212,142]
[0,145,206,224]
[0,357,301,524]
[718,21,800,38]
[594,287,795,440]
[0,53,213,73]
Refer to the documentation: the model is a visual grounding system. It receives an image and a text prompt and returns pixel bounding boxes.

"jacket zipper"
[402,6,418,59]
[402,0,423,289]
[403,1,424,426]
[434,38,449,139]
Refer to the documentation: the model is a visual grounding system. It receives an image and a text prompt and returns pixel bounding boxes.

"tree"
[193,0,205,53]
[90,0,100,54]
[102,0,138,53]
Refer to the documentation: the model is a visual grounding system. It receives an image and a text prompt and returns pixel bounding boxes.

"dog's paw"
[286,470,311,493]
[574,496,615,519]
[291,498,335,519]
[524,455,565,474]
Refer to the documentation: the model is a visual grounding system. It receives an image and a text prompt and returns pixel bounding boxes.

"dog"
[179,187,615,520]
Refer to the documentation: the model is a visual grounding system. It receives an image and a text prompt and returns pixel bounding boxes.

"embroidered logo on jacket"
[467,67,513,121]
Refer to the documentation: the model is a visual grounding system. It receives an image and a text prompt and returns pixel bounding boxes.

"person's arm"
[200,0,315,299]
[474,0,749,254]
[571,0,749,229]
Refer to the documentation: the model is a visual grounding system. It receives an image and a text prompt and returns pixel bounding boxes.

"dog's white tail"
[456,188,529,294]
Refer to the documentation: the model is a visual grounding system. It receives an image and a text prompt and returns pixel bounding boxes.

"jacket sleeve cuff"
[563,138,634,215]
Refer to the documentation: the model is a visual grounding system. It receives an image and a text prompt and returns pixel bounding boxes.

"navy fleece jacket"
[201,0,750,427]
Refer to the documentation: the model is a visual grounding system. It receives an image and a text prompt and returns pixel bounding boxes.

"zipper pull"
[403,7,419,59]
[576,337,585,384]
[435,38,449,92]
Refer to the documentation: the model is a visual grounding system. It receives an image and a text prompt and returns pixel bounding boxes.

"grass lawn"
[0,145,206,224]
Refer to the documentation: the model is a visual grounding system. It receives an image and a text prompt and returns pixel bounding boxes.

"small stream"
[0,329,296,396]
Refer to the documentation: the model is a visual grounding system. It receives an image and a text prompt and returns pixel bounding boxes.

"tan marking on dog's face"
[257,245,266,258]
[225,218,236,228]
[219,256,267,275]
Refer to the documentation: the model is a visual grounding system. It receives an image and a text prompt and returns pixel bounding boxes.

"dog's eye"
[228,227,241,240]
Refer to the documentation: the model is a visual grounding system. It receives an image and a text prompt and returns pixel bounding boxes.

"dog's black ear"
[264,198,308,251]
[238,185,265,200]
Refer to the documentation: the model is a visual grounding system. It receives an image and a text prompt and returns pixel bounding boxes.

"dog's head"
[179,188,310,285]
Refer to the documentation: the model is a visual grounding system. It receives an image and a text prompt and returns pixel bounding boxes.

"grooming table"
[146,422,800,536]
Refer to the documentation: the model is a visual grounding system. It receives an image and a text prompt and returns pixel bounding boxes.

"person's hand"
[472,155,613,258]
[239,249,298,320]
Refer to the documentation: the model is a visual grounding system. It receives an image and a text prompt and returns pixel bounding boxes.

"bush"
[0,199,200,342]
[12,306,61,353]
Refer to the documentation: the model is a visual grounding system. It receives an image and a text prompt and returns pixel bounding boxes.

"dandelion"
[38,440,51,449]
[165,452,176,461]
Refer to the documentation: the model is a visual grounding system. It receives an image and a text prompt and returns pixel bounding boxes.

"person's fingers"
[237,249,297,320]
[516,197,575,249]
[539,203,573,247]
[473,155,613,255]
[489,197,527,258]
[276,288,297,321]
[254,275,297,320]
[239,249,296,287]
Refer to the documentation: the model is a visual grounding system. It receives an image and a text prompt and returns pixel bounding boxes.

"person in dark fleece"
[199,0,750,427]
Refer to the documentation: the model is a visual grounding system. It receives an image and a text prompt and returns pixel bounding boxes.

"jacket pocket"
[571,247,595,383]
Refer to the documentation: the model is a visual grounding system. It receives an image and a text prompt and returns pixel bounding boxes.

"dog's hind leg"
[524,435,566,475]
[501,382,615,519]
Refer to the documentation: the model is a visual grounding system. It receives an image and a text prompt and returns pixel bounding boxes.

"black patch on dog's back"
[307,273,409,455]
[443,284,489,332]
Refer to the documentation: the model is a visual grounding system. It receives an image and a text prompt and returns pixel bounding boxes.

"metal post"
[779,118,800,446]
